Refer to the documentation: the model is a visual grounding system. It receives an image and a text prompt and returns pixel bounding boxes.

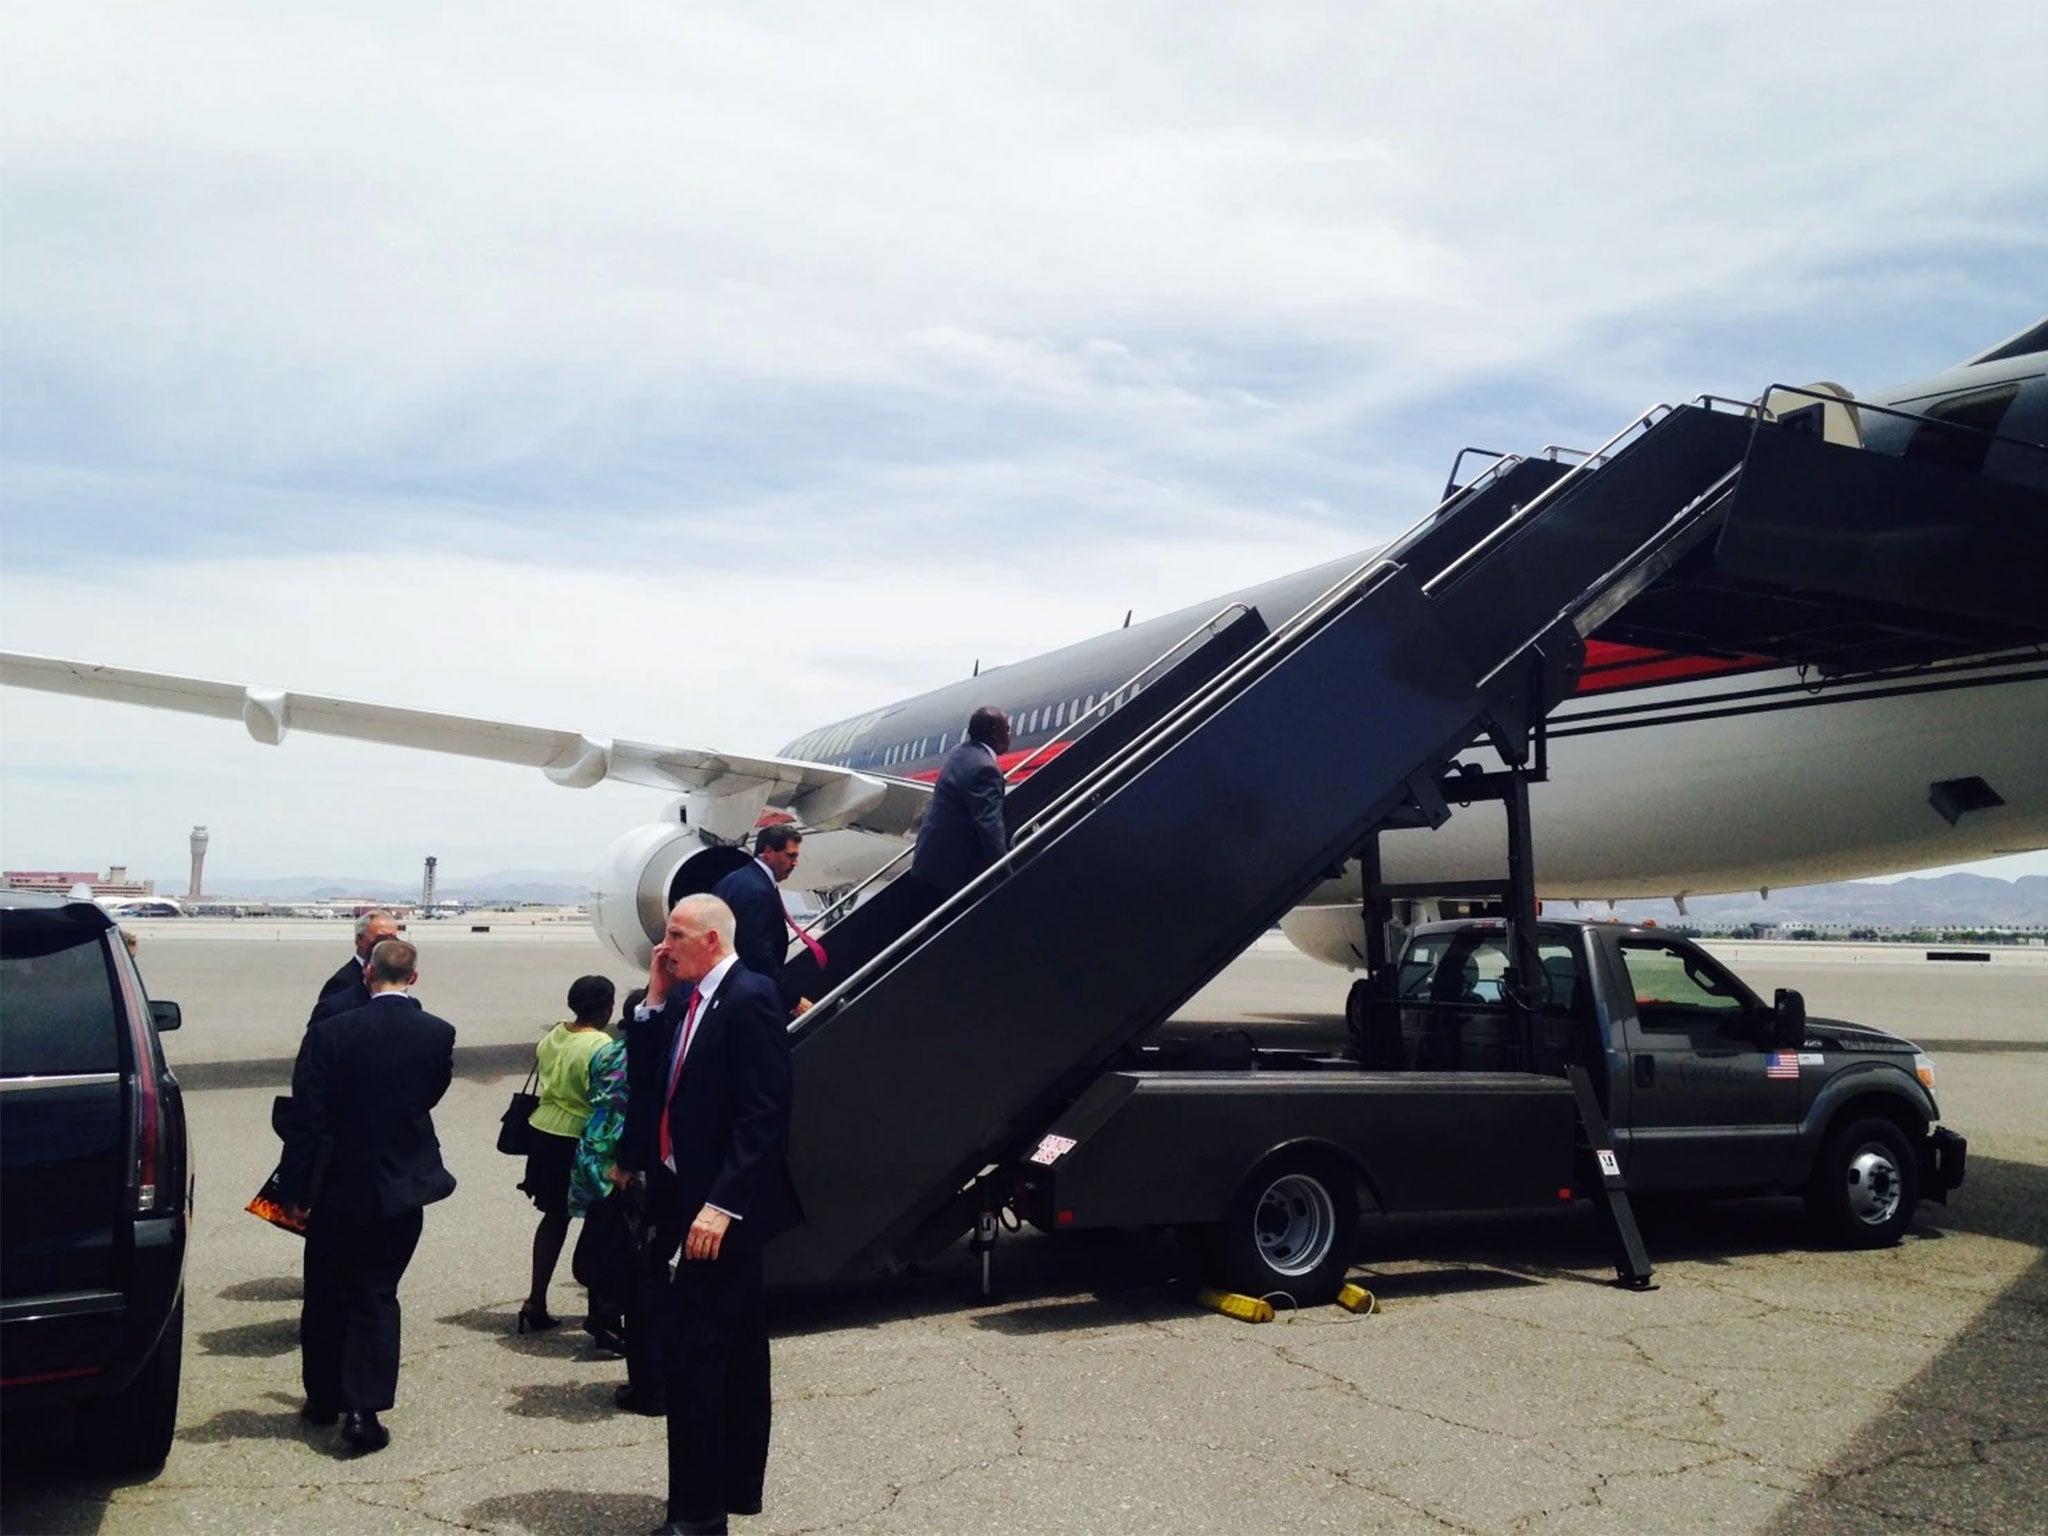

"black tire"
[1344,979,1372,1048]
[1219,1153,1359,1306]
[1807,1117,1919,1249]
[84,1294,183,1473]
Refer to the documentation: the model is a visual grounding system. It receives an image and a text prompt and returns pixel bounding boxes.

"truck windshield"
[0,920,121,1077]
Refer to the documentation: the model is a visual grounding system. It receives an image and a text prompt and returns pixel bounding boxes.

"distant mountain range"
[1585,873,2047,929]
[182,870,2048,926]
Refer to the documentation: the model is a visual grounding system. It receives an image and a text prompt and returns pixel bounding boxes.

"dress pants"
[628,1166,683,1398]
[664,1237,771,1523]
[301,1207,424,1412]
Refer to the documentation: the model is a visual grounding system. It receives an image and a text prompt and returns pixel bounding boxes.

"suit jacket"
[711,860,788,981]
[909,741,1008,894]
[309,955,369,1026]
[620,966,801,1239]
[279,994,458,1225]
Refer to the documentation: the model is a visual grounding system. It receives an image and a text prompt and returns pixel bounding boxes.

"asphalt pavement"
[3,924,2042,1535]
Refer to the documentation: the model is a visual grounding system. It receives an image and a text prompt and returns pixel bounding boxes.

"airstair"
[768,397,2048,1287]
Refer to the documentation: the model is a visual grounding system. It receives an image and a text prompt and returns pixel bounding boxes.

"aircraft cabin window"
[1054,702,1065,726]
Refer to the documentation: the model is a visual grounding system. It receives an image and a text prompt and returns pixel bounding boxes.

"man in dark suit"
[709,824,807,983]
[308,908,399,1025]
[631,894,801,1536]
[908,705,1011,896]
[280,938,457,1453]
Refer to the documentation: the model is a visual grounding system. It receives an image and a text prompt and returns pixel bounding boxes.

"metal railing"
[1700,384,2048,463]
[791,451,1540,1031]
[796,599,1257,944]
[1423,405,1673,597]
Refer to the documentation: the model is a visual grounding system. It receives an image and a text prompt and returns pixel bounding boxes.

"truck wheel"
[83,1295,183,1473]
[1344,980,1372,1053]
[1807,1118,1918,1249]
[1220,1154,1358,1306]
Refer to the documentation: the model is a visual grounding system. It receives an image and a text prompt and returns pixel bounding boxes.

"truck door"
[1611,937,1800,1191]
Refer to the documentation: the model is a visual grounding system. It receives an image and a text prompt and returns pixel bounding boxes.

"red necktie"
[785,908,828,969]
[656,987,703,1170]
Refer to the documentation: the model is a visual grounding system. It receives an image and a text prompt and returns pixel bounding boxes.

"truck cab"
[1385,918,1965,1242]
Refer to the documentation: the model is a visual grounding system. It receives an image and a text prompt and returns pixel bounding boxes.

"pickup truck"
[1012,918,1965,1302]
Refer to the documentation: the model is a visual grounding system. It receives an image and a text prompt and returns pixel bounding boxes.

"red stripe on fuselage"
[905,740,1076,784]
[1577,641,1771,694]
[849,650,1766,789]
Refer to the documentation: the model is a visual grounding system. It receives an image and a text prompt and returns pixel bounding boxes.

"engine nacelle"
[589,822,754,969]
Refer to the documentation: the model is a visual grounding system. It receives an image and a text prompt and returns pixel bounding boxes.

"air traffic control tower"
[187,825,208,900]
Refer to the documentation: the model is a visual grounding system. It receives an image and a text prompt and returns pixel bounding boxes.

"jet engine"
[588,821,755,968]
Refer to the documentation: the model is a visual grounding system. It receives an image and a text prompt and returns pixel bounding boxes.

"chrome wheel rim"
[1255,1173,1337,1277]
[1845,1147,1903,1226]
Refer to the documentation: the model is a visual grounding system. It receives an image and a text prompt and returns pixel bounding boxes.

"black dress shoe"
[300,1400,339,1426]
[650,1518,727,1535]
[614,1382,666,1416]
[340,1409,390,1452]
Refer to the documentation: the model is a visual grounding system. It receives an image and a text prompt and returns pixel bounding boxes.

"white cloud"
[3,2,2045,882]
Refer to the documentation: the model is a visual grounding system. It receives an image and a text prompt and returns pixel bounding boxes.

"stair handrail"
[1423,404,1674,598]
[1701,385,2048,461]
[796,598,1257,942]
[1554,463,1745,654]
[998,599,1255,789]
[792,451,1537,1030]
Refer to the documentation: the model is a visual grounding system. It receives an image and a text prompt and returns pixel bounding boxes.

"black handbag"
[497,1058,541,1156]
[571,1190,641,1299]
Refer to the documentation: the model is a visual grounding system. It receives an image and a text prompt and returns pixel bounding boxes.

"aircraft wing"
[0,650,929,834]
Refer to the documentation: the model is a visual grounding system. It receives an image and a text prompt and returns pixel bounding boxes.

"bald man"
[629,895,802,1536]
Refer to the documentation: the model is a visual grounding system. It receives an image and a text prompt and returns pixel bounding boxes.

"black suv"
[1,893,190,1471]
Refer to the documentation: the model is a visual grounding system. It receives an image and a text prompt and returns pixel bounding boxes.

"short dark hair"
[619,986,648,1024]
[567,974,617,1024]
[366,938,418,984]
[753,823,802,856]
[967,706,1008,746]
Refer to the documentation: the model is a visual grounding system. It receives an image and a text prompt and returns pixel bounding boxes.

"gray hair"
[354,908,397,939]
[672,893,737,952]
[366,938,418,984]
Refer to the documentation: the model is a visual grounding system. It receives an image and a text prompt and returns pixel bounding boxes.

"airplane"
[5,318,2045,979]
[97,896,184,918]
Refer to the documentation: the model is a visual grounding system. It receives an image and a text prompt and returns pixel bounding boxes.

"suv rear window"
[0,919,121,1076]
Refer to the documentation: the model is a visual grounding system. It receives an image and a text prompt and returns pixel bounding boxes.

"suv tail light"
[109,936,166,1212]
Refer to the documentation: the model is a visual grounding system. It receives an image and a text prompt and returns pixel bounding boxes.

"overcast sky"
[3,3,2045,889]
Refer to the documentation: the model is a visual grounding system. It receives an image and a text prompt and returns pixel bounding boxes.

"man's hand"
[682,1204,732,1262]
[645,945,680,1009]
[790,996,813,1019]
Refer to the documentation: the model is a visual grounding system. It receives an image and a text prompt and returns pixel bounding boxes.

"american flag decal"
[1765,1053,1800,1080]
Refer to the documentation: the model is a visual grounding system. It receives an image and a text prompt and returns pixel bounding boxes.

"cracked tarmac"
[3,930,2042,1535]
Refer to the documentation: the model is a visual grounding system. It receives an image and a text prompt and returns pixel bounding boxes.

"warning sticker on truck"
[1596,1149,1622,1180]
[1029,1134,1077,1166]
